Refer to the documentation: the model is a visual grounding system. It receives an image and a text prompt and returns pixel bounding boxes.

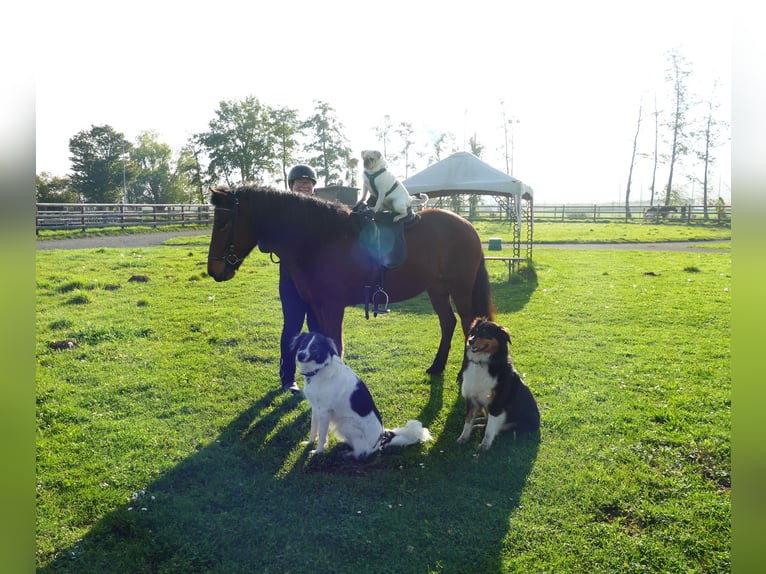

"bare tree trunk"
[703,130,711,219]
[663,49,691,207]
[650,95,659,207]
[625,101,642,219]
[665,120,678,207]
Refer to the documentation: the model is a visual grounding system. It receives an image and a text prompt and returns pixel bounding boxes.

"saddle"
[350,202,420,318]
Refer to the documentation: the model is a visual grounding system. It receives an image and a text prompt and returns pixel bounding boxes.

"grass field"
[36,231,730,572]
[38,219,732,245]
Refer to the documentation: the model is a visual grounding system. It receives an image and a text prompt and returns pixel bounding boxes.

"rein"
[207,196,243,273]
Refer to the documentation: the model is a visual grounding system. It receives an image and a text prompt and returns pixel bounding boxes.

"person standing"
[278,164,321,393]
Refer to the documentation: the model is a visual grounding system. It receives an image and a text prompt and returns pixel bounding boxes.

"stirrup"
[372,286,389,317]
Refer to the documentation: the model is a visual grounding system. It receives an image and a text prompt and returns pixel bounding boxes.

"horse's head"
[207,185,257,282]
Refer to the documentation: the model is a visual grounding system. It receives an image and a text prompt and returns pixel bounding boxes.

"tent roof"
[403,151,532,199]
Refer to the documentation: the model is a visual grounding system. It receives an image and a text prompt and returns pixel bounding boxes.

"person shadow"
[39,379,539,573]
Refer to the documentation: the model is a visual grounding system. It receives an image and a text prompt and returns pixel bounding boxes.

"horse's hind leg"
[425,288,457,374]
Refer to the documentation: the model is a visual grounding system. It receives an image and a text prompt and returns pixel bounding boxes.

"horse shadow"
[376,270,538,319]
[39,382,539,574]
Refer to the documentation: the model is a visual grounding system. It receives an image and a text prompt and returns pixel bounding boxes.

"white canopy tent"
[404,151,533,201]
[404,152,533,267]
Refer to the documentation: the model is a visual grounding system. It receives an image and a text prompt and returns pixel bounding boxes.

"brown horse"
[206,184,495,374]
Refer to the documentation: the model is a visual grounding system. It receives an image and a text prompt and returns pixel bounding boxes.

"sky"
[34,0,731,205]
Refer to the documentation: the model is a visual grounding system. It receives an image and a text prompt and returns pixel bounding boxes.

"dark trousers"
[279,265,320,386]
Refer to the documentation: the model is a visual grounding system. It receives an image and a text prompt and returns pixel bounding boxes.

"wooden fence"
[36,201,732,233]
[36,203,213,233]
[530,203,731,224]
[425,198,731,224]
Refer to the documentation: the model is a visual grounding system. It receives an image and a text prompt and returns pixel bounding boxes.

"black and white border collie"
[457,317,540,449]
[292,332,432,459]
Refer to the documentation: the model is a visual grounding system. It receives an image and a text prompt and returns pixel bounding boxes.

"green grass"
[472,220,731,244]
[36,224,211,241]
[36,243,730,573]
[38,219,731,245]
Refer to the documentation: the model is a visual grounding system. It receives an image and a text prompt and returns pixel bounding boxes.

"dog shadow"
[39,386,539,573]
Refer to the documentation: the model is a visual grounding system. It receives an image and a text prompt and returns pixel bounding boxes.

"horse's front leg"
[425,288,457,374]
[311,302,346,357]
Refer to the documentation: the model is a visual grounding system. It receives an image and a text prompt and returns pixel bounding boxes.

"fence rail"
[531,203,731,224]
[36,201,731,233]
[36,203,213,233]
[423,199,731,223]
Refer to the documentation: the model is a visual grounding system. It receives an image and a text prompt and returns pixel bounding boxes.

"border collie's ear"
[501,326,512,345]
[291,333,308,354]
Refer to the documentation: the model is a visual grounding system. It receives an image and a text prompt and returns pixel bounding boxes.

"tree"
[345,157,359,188]
[270,105,301,189]
[428,132,457,165]
[468,133,484,158]
[177,140,209,203]
[498,100,520,175]
[36,172,78,203]
[624,99,643,219]
[198,96,279,185]
[69,124,131,203]
[302,100,351,187]
[373,114,394,159]
[648,94,660,207]
[129,131,186,204]
[395,121,416,179]
[662,49,694,206]
[692,81,729,219]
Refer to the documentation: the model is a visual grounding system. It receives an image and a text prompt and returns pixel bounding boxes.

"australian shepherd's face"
[466,317,511,359]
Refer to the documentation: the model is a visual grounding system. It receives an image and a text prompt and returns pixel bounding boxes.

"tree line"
[37,98,359,204]
[623,49,729,218]
[37,49,729,213]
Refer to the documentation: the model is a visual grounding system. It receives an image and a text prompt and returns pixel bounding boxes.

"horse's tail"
[472,257,496,320]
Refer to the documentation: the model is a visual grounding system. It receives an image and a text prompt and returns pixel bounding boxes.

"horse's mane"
[211,184,356,244]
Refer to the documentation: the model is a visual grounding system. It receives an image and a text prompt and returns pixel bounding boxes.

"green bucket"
[488,237,502,251]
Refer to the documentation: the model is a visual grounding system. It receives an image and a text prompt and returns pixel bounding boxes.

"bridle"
[207,196,243,272]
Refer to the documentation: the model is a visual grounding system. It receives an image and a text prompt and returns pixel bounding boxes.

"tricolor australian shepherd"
[457,317,540,449]
[292,332,432,459]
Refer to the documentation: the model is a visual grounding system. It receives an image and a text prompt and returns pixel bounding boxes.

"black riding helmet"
[287,164,317,189]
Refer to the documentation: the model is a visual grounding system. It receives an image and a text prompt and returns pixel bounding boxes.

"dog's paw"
[457,434,470,444]
[478,437,493,450]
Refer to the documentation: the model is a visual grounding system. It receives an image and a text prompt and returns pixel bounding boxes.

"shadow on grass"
[363,270,539,321]
[40,386,539,574]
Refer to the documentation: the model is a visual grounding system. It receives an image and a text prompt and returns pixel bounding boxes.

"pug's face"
[362,150,384,171]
